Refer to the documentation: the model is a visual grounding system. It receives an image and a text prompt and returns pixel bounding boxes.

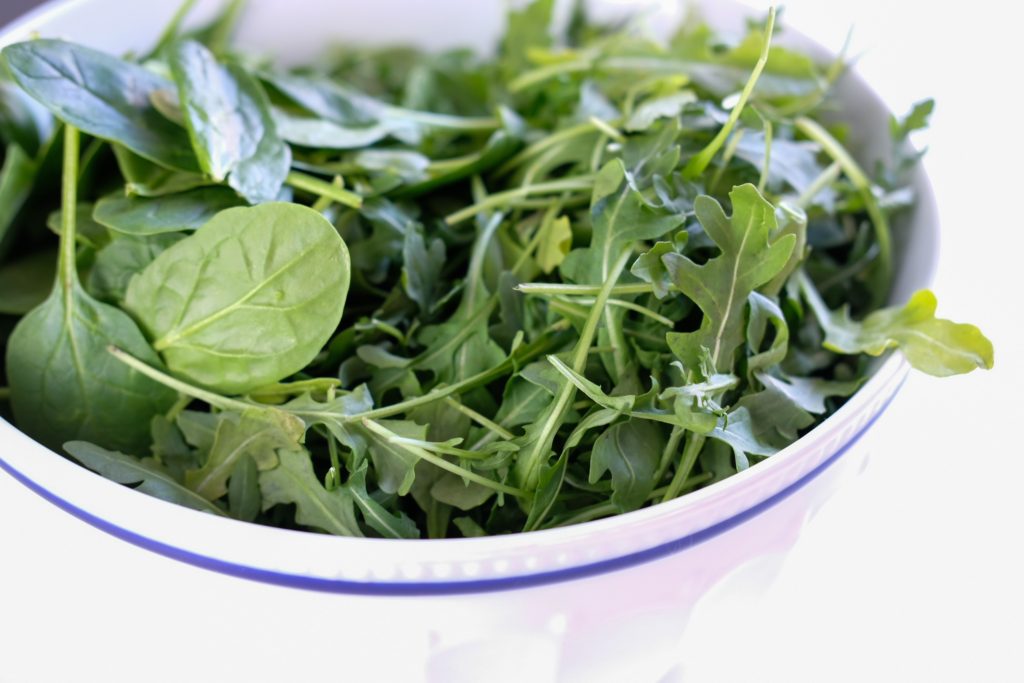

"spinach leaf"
[93,187,243,236]
[0,249,55,315]
[168,40,290,203]
[5,127,177,453]
[2,40,198,171]
[87,233,183,303]
[124,203,350,393]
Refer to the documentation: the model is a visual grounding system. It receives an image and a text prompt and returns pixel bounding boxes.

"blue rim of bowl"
[0,381,902,596]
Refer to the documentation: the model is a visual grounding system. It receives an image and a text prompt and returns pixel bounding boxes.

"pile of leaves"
[0,1,992,538]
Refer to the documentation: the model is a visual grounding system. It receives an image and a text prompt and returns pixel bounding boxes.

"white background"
[1,1,1021,681]
[682,0,1024,680]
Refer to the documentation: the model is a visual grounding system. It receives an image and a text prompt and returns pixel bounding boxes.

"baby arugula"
[0,0,994,538]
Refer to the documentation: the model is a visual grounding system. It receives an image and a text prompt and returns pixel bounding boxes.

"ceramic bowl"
[0,1,936,680]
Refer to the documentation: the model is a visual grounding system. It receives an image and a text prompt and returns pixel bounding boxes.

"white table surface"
[1,1,1021,681]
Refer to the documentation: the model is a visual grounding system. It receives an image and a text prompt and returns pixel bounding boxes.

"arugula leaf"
[664,184,795,373]
[185,409,304,500]
[800,273,994,377]
[590,419,666,513]
[2,40,197,171]
[259,448,362,536]
[227,454,261,522]
[65,440,226,516]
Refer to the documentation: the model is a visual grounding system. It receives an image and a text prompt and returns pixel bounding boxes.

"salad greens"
[0,1,993,538]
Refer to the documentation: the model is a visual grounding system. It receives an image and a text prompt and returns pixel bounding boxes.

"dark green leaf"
[3,40,197,170]
[65,440,226,515]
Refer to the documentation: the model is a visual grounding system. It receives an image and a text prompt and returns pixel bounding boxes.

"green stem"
[0,387,10,401]
[662,433,706,502]
[383,107,499,132]
[337,323,570,424]
[758,117,773,194]
[108,346,256,414]
[152,0,198,55]
[445,175,595,225]
[553,473,714,527]
[566,296,674,327]
[508,58,594,93]
[496,121,599,176]
[205,0,246,55]
[794,116,892,296]
[361,419,526,497]
[519,248,632,490]
[708,128,745,195]
[516,282,653,296]
[286,171,363,209]
[443,397,515,440]
[654,425,685,484]
[683,7,776,180]
[59,126,81,295]
[794,161,841,209]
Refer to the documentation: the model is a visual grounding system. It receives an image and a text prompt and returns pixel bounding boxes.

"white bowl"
[0,1,937,680]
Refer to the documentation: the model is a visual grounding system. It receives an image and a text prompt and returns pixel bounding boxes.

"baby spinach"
[2,40,197,171]
[93,187,243,236]
[0,0,994,538]
[168,40,290,203]
[5,127,176,453]
[124,202,350,394]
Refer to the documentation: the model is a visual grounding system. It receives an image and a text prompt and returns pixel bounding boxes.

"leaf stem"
[443,397,516,440]
[662,432,706,502]
[552,473,713,527]
[518,248,632,490]
[683,6,776,180]
[107,346,256,414]
[152,0,198,55]
[794,116,892,296]
[516,282,653,296]
[444,175,595,225]
[383,107,499,132]
[496,121,599,176]
[286,171,363,209]
[0,387,10,401]
[59,125,80,293]
[794,161,841,209]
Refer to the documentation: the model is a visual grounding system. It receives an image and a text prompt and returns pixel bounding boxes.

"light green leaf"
[185,409,303,500]
[801,275,994,377]
[664,184,795,373]
[536,215,572,274]
[125,203,350,394]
